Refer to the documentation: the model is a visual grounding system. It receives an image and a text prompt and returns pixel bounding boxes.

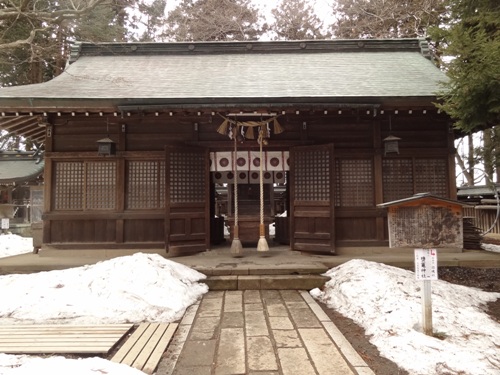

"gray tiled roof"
[0,39,447,106]
[0,152,44,183]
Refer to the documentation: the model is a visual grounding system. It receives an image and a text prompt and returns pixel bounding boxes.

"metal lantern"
[97,137,116,156]
[383,135,401,155]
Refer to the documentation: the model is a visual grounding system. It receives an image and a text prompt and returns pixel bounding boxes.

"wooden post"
[415,248,438,336]
[421,280,433,335]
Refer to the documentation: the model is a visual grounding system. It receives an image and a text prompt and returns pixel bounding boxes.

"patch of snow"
[0,234,32,258]
[311,259,500,375]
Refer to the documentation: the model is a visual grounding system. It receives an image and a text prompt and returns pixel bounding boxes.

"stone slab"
[215,328,245,375]
[277,347,316,375]
[247,336,278,371]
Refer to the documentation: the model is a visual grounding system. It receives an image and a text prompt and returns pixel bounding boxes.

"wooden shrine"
[0,39,458,256]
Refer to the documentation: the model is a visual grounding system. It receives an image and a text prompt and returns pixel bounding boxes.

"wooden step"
[0,324,133,354]
[111,322,178,374]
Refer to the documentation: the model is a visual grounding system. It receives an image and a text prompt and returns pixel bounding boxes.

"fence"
[463,206,500,235]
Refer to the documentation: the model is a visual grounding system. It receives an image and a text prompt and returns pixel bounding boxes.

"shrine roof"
[378,193,468,208]
[0,39,447,111]
[0,151,45,184]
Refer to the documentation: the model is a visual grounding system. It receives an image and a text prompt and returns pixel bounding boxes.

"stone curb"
[300,291,376,375]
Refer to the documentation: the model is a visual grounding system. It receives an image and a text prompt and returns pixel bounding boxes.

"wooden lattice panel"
[294,149,330,201]
[335,159,374,207]
[127,161,165,209]
[85,162,117,210]
[415,158,448,197]
[170,152,205,203]
[54,162,84,210]
[382,159,414,202]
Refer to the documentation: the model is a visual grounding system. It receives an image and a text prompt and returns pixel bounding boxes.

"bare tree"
[331,0,447,39]
[270,0,328,40]
[164,0,265,41]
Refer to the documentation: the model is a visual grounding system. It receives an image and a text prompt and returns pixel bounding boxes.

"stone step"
[204,274,330,290]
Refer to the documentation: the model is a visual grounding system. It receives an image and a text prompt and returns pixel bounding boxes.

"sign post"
[1,218,9,229]
[414,248,438,336]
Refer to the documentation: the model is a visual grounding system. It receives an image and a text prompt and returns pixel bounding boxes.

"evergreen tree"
[431,0,500,133]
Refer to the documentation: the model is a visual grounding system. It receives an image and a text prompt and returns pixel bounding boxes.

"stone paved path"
[156,290,375,375]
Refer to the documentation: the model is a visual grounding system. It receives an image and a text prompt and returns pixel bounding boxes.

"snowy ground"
[1,234,499,374]
[0,234,32,258]
[0,234,208,374]
[311,259,500,375]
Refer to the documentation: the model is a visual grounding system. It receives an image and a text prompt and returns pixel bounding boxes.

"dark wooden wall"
[42,108,454,250]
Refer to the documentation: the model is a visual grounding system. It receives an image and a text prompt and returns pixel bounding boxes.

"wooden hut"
[0,150,44,235]
[0,39,457,256]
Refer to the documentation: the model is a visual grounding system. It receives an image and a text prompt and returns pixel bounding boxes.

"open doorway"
[210,173,289,247]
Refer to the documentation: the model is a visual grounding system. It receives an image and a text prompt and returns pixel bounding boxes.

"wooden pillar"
[115,158,125,243]
[447,127,457,200]
[42,157,52,245]
[373,120,385,241]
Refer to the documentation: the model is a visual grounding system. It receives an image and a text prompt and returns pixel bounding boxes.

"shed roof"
[377,193,467,208]
[0,39,446,110]
[0,151,45,184]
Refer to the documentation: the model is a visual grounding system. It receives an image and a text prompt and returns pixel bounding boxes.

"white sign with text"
[414,248,438,281]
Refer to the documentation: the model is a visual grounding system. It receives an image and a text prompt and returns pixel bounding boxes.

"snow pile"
[0,234,32,258]
[0,355,145,375]
[0,253,208,324]
[311,259,500,375]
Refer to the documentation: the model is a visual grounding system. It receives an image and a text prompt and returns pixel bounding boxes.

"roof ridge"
[68,38,427,64]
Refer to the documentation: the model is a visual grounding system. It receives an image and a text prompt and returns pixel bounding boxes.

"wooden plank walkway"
[0,324,134,354]
[111,322,178,374]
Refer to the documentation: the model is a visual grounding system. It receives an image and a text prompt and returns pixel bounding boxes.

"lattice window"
[127,161,165,209]
[335,159,374,207]
[294,149,330,201]
[53,161,116,210]
[415,158,448,197]
[382,159,414,202]
[170,152,205,203]
[382,158,448,202]
[85,162,116,210]
[54,162,84,210]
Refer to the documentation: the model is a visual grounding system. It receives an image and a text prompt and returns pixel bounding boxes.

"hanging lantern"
[383,135,401,155]
[97,137,116,156]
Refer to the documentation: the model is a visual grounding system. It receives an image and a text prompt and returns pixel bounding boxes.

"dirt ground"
[317,266,500,375]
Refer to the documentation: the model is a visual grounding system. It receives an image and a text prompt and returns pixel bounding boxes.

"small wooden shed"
[378,193,466,251]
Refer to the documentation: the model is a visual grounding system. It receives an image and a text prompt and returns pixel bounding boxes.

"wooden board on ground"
[0,324,133,354]
[111,322,178,374]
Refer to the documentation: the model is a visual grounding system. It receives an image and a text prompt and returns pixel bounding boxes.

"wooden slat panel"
[0,324,133,354]
[132,323,167,370]
[111,323,151,363]
[142,323,178,374]
[112,322,178,375]
[120,323,158,367]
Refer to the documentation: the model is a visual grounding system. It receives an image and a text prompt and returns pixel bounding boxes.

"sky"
[0,234,499,374]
